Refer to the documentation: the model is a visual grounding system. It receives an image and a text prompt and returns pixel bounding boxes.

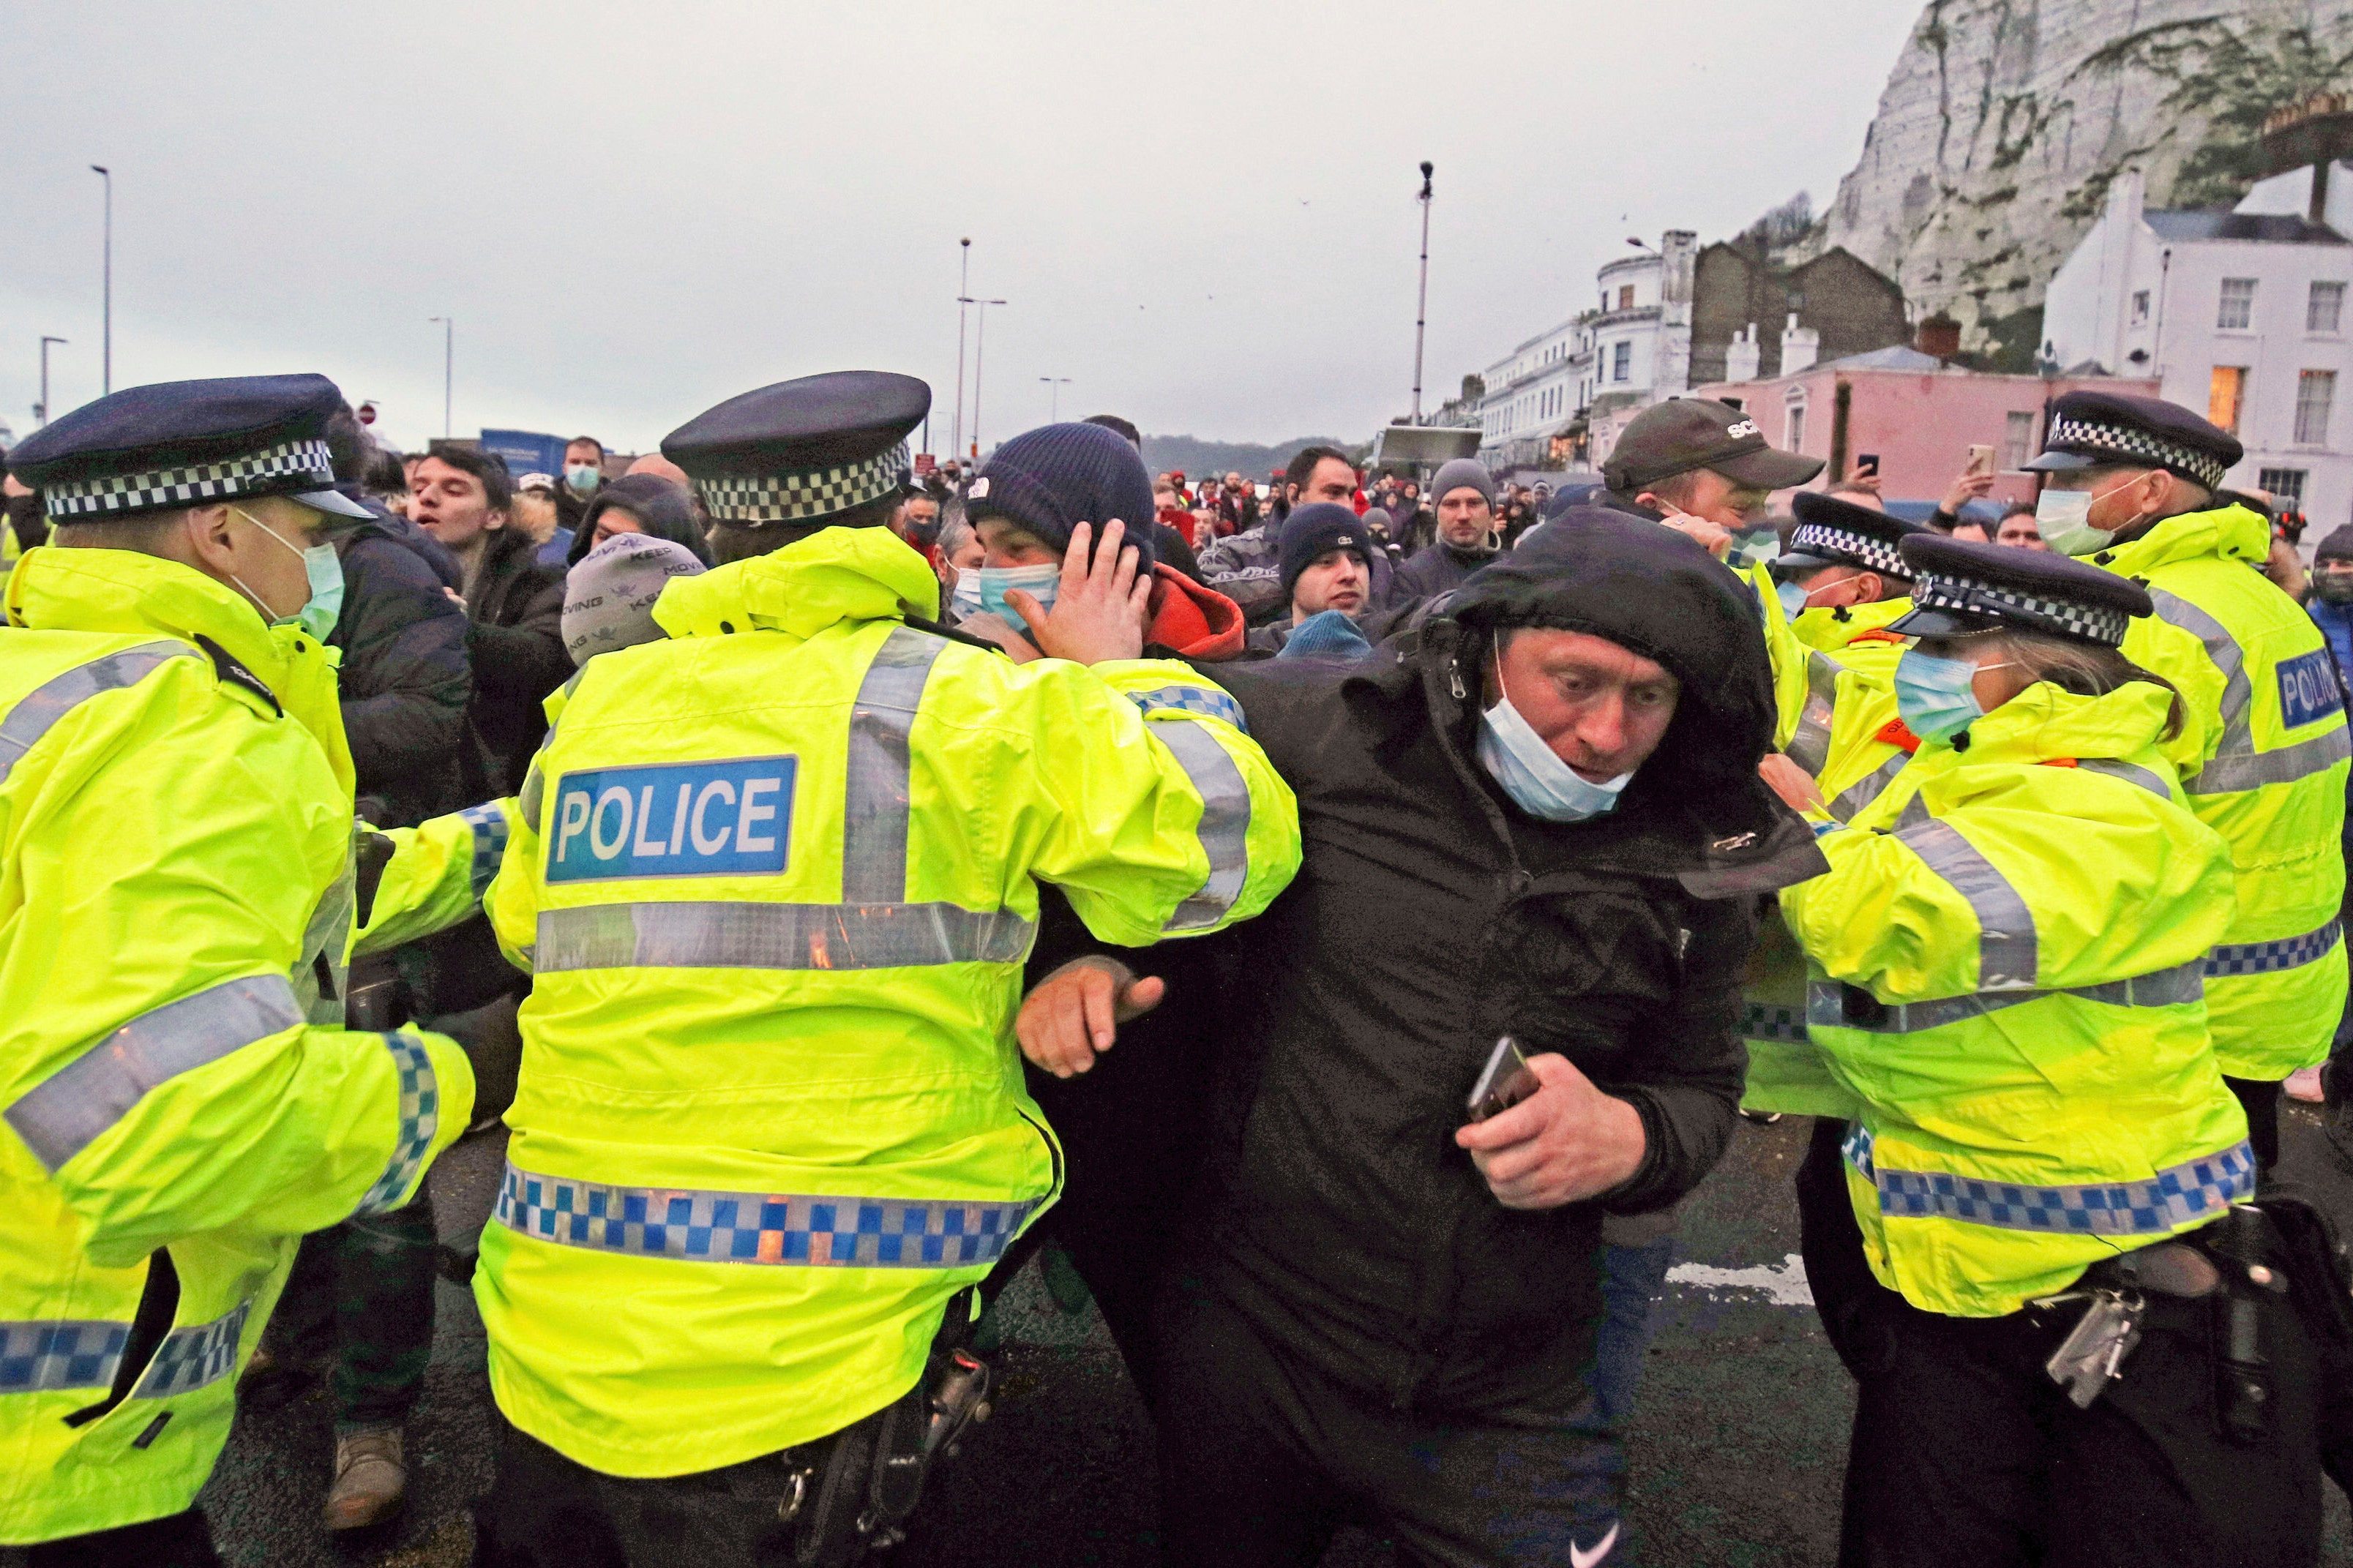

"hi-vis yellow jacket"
[1784,680,2250,1316]
[0,548,478,1545]
[474,528,1300,1479]
[2101,505,2351,1079]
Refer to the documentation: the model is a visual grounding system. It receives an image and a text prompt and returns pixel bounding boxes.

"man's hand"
[1639,497,1732,559]
[957,612,1044,664]
[1844,462,1884,494]
[1938,470,1997,516]
[1454,1054,1646,1209]
[1759,753,1827,814]
[1008,519,1155,666]
[1015,956,1168,1079]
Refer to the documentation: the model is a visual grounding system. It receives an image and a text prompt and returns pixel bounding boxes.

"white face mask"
[1473,650,1636,822]
[2034,475,2147,557]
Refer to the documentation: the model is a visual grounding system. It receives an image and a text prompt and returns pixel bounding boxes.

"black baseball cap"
[1603,398,1825,495]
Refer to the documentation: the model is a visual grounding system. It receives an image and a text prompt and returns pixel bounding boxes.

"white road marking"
[1664,1251,1814,1306]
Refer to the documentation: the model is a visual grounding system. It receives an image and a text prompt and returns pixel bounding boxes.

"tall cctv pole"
[969,299,1006,457]
[37,337,67,426]
[1039,377,1071,421]
[428,317,453,436]
[90,166,111,394]
[1410,160,1434,421]
[952,238,972,459]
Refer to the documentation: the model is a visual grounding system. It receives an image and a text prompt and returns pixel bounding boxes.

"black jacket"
[326,512,473,828]
[1177,511,1825,1417]
[463,525,571,797]
[1385,537,1498,609]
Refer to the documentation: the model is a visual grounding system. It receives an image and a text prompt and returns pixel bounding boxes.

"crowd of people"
[1,367,2350,1568]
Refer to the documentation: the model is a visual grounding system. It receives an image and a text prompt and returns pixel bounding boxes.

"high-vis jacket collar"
[654,525,941,644]
[2095,503,2271,576]
[4,546,354,800]
[1912,678,2183,780]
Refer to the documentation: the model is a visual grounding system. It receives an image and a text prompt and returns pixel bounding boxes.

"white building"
[2043,167,2353,526]
[1473,232,1695,474]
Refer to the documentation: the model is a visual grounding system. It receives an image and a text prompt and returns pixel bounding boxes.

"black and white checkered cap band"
[1911,570,2133,647]
[695,443,908,526]
[2045,414,2230,491]
[41,438,336,521]
[1791,522,1907,576]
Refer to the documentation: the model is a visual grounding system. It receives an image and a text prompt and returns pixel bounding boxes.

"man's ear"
[180,503,237,569]
[1856,571,1885,604]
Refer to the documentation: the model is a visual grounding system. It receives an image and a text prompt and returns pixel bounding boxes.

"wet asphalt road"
[201,1107,2353,1567]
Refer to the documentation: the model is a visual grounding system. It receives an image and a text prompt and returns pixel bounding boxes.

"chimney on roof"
[1916,312,1962,362]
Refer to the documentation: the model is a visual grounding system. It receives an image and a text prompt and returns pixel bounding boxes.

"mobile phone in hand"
[1467,1036,1540,1122]
[1966,444,1997,478]
[1854,453,1879,476]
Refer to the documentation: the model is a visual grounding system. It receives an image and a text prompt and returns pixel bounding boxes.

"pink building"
[1697,345,2162,509]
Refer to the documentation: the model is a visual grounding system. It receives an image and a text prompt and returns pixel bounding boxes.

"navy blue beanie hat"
[966,421,1156,571]
[1279,503,1372,596]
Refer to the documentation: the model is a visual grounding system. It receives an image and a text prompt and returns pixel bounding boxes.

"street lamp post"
[968,299,1007,457]
[953,239,972,459]
[427,317,453,438]
[1411,160,1433,422]
[1039,377,1071,421]
[89,166,111,395]
[37,337,67,426]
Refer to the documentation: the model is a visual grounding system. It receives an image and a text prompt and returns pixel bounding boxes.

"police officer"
[2027,391,2350,1167]
[465,372,1299,1564]
[1774,536,2319,1567]
[1772,491,1930,669]
[0,375,485,1564]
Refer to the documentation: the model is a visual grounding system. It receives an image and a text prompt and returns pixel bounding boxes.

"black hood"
[1440,506,1792,866]
[569,473,708,566]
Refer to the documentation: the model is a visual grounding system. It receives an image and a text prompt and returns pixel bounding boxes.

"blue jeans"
[1592,1237,1677,1428]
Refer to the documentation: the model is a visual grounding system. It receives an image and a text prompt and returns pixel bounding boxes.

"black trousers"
[261,1185,438,1429]
[2222,1075,2281,1174]
[1151,1273,1624,1568]
[1797,1128,2324,1568]
[7,1509,220,1568]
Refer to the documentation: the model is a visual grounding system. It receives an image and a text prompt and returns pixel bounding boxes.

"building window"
[1617,285,1636,310]
[2311,281,2346,334]
[1612,342,1631,382]
[2218,278,2257,331]
[2003,410,2036,471]
[2295,370,2336,445]
[1785,398,1808,454]
[2210,366,2248,434]
[2260,468,2309,507]
[2131,290,2151,326]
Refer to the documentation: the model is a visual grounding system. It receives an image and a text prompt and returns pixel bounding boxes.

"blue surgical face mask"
[564,463,602,497]
[1893,647,2017,743]
[2034,476,2145,557]
[948,570,983,620]
[1776,579,1812,620]
[976,562,1060,634]
[230,507,345,642]
[1475,655,1635,822]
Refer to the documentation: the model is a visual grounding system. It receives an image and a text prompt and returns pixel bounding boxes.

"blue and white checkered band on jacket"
[41,438,336,521]
[2043,413,2232,491]
[694,443,910,526]
[1791,521,1907,577]
[1910,569,2133,647]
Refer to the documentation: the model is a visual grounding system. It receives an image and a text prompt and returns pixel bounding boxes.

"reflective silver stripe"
[1785,652,1838,775]
[1151,719,1252,931]
[535,901,1036,972]
[2186,725,2352,795]
[0,1299,252,1398]
[291,858,355,1028]
[459,802,509,899]
[1896,819,2038,989]
[2208,917,2343,978]
[4,975,304,1173]
[353,1034,440,1216]
[2149,588,2253,756]
[1893,789,1933,831]
[1829,753,1908,822]
[0,642,202,789]
[844,627,946,904]
[1852,1138,2254,1237]
[1806,958,2205,1035]
[496,1162,1039,1268]
[2078,758,2172,799]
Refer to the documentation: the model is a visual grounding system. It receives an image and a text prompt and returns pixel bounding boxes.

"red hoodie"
[1145,563,1246,661]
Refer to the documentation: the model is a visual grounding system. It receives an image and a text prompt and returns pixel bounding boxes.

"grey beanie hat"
[1430,457,1496,509]
[561,533,707,666]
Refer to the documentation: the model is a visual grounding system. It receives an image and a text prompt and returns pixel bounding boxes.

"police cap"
[1890,534,2153,648]
[2023,390,2242,492]
[661,371,929,529]
[7,373,372,523]
[1773,490,1931,581]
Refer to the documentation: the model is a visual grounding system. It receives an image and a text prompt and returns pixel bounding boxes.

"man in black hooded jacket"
[1021,509,1822,1567]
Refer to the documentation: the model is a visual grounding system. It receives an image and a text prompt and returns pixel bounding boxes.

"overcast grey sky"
[6,1,1921,457]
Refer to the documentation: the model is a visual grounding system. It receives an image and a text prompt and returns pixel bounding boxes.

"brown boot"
[323,1425,406,1530]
